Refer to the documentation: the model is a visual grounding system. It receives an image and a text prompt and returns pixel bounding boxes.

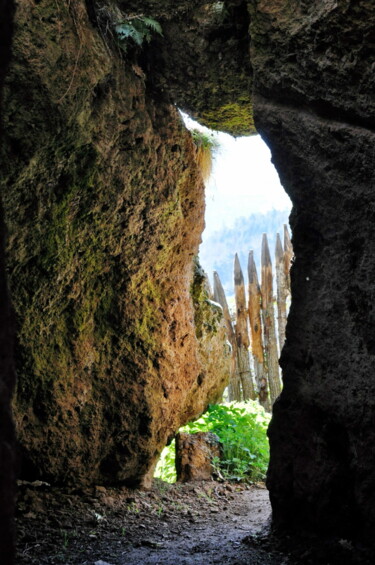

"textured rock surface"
[0,1,16,562]
[176,432,221,482]
[0,0,228,487]
[149,0,255,135]
[249,0,375,543]
[191,259,231,404]
[88,0,255,136]
[2,0,375,552]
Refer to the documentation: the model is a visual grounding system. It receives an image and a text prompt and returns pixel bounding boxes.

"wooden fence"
[212,225,293,410]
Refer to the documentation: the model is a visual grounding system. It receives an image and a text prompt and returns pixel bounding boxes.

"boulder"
[176,432,222,482]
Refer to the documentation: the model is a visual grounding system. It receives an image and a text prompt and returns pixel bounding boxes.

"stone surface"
[191,259,231,405]
[1,0,375,553]
[0,0,227,487]
[176,432,222,482]
[249,0,375,544]
[0,1,16,562]
[91,1,255,136]
[150,0,255,135]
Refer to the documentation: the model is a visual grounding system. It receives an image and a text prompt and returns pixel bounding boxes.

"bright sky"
[182,113,291,238]
[203,131,292,239]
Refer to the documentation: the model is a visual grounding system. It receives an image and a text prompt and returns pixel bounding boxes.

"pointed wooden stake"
[283,224,293,294]
[275,233,288,352]
[248,251,270,411]
[261,234,281,405]
[234,254,256,400]
[213,271,241,401]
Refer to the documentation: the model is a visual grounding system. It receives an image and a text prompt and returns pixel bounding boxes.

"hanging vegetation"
[191,129,219,183]
[115,15,163,53]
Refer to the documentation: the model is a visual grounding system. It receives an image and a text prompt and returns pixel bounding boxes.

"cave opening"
[154,117,292,496]
[4,0,374,562]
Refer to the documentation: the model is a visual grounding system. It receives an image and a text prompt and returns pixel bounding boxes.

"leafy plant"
[154,438,177,483]
[115,15,163,53]
[154,401,270,484]
[191,129,219,150]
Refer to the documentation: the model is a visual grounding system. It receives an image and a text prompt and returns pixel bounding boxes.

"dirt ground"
[16,479,286,565]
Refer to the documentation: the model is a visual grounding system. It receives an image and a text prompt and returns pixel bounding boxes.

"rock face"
[150,0,255,135]
[0,1,16,562]
[191,259,231,404]
[176,432,221,482]
[249,0,375,544]
[0,0,232,487]
[2,0,375,553]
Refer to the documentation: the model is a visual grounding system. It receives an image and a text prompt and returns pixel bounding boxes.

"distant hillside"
[199,209,291,296]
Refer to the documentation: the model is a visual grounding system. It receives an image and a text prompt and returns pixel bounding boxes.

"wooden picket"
[261,234,281,404]
[213,271,241,401]
[234,254,256,401]
[210,225,293,410]
[275,233,288,354]
[248,251,270,410]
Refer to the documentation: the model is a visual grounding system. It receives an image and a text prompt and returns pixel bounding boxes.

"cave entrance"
[155,118,292,488]
[199,126,293,409]
[147,122,292,562]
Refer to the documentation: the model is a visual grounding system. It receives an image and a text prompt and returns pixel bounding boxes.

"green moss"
[199,99,257,137]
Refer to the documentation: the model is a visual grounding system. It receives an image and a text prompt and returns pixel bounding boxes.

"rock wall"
[191,259,231,402]
[2,0,375,551]
[0,0,235,487]
[0,1,16,562]
[249,0,375,543]
[149,0,255,135]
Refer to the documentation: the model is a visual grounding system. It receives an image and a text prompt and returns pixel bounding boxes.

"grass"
[191,128,219,182]
[154,400,270,484]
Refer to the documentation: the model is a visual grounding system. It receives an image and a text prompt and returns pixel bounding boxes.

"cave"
[1,0,375,563]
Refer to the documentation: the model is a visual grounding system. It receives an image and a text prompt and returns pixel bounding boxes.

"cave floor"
[16,479,287,565]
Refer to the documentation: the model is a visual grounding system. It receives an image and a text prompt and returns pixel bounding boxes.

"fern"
[115,23,144,46]
[115,15,163,53]
[140,16,163,36]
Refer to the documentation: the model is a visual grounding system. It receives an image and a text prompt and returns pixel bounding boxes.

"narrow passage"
[17,480,283,565]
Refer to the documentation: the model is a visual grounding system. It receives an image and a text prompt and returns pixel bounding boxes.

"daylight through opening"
[155,119,292,485]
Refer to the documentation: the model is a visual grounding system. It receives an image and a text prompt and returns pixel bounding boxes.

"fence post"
[284,224,293,294]
[213,271,241,401]
[261,234,281,405]
[275,233,288,353]
[234,254,256,400]
[248,251,270,411]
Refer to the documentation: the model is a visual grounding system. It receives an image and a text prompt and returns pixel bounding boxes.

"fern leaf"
[129,27,144,46]
[115,23,134,40]
[141,16,163,36]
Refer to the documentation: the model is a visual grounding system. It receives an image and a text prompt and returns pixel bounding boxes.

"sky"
[182,113,291,240]
[202,131,292,240]
[182,113,292,291]
[182,114,293,302]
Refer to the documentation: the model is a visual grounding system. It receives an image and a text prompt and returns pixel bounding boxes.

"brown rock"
[175,432,222,482]
[191,259,231,407]
[0,0,228,488]
[0,1,16,563]
[250,0,375,546]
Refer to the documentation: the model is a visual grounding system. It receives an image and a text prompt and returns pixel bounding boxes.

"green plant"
[190,129,219,182]
[115,15,163,53]
[126,502,140,513]
[154,439,177,483]
[190,129,219,150]
[154,401,270,484]
[184,402,270,482]
[61,529,69,550]
[156,505,164,516]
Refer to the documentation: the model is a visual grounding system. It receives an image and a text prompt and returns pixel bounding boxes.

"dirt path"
[16,480,286,565]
